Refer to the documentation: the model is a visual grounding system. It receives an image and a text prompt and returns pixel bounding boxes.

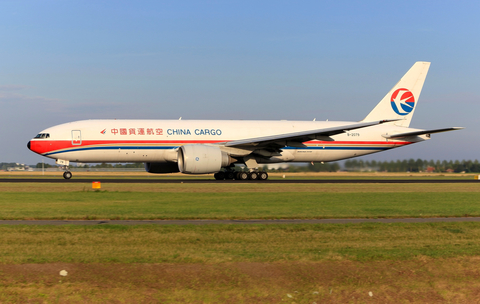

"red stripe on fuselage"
[302,140,411,146]
[29,139,412,155]
[28,139,226,154]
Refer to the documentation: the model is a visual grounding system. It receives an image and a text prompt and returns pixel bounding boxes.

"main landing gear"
[214,170,269,181]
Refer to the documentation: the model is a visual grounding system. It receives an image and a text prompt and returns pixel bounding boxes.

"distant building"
[266,163,290,170]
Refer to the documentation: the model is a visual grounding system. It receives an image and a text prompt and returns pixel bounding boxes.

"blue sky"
[1,0,478,165]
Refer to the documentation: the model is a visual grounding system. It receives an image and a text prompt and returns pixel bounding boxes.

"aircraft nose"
[27,141,31,150]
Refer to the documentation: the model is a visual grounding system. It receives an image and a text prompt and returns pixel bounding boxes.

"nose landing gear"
[56,159,72,179]
[63,171,73,179]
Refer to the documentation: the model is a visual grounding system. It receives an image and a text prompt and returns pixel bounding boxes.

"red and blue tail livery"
[391,88,415,115]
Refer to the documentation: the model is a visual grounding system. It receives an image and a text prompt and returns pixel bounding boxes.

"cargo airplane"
[27,62,462,180]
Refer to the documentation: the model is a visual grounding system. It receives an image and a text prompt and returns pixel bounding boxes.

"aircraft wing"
[382,127,464,139]
[224,120,396,148]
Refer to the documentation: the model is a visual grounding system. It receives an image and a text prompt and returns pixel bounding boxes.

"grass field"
[2,222,480,264]
[0,183,479,220]
[1,174,480,302]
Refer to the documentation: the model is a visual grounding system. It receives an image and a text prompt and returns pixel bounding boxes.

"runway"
[0,178,478,183]
[2,217,480,225]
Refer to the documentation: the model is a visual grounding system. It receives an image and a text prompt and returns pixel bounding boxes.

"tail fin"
[363,61,430,127]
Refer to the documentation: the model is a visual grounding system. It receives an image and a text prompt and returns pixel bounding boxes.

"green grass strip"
[0,191,479,219]
[1,222,480,264]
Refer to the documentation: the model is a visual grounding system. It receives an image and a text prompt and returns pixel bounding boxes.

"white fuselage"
[28,119,424,164]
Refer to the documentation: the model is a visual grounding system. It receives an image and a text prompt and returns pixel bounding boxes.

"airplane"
[27,62,463,180]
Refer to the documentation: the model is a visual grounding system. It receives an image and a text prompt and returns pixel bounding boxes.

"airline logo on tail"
[391,88,415,115]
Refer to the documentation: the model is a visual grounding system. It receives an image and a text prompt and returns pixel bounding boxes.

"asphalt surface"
[2,218,480,225]
[1,178,479,183]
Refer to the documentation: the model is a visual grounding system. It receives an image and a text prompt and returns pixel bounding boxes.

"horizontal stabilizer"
[382,127,464,139]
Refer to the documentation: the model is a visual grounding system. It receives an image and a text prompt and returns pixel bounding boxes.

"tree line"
[0,162,26,170]
[343,159,480,173]
[34,163,145,169]
[25,159,480,173]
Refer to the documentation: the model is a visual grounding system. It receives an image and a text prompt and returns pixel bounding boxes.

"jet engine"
[144,162,180,174]
[177,144,235,174]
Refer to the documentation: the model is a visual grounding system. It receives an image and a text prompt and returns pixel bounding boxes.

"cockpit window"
[34,133,50,139]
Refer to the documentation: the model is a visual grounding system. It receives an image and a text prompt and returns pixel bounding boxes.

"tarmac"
[1,178,479,183]
[2,217,480,225]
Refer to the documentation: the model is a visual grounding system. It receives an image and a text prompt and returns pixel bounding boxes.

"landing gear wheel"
[248,172,259,180]
[237,172,249,180]
[214,172,225,180]
[63,171,72,180]
[258,172,268,180]
[225,171,235,180]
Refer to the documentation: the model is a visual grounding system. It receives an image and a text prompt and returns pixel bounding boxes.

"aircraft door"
[72,130,82,145]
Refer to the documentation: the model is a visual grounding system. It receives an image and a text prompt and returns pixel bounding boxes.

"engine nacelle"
[144,162,180,174]
[177,144,234,174]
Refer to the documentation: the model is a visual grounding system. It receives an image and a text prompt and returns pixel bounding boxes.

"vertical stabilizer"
[363,61,430,127]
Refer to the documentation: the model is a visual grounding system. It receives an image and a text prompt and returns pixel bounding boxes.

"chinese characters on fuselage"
[108,128,222,136]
